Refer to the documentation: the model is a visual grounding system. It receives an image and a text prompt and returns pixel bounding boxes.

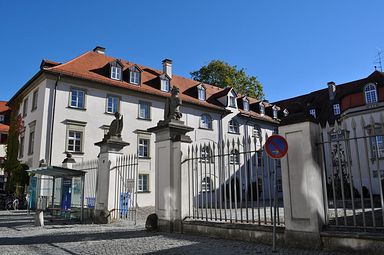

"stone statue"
[164,87,182,122]
[104,112,123,140]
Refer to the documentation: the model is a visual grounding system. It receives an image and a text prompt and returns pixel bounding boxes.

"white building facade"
[9,47,279,206]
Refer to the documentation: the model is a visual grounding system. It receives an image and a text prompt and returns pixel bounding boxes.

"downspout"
[48,74,61,166]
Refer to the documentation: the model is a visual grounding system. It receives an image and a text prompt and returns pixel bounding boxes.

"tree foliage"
[190,60,264,99]
[4,106,29,195]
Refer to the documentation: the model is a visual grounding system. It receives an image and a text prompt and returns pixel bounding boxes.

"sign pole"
[264,134,288,253]
[272,158,277,252]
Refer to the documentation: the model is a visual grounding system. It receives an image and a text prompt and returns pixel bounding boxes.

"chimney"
[93,46,106,54]
[328,81,336,101]
[162,59,173,78]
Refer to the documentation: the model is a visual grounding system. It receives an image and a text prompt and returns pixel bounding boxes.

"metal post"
[272,159,277,252]
[80,175,85,222]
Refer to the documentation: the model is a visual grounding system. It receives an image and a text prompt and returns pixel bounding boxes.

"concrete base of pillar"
[158,219,183,233]
[34,210,44,227]
[285,230,322,250]
[94,209,111,224]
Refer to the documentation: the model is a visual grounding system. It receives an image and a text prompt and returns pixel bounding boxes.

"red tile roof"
[0,101,9,113]
[14,50,277,123]
[0,123,9,133]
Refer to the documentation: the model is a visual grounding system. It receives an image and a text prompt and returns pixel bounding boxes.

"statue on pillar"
[104,112,123,141]
[164,87,182,122]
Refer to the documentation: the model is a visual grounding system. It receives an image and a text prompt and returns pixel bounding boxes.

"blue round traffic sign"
[265,135,288,159]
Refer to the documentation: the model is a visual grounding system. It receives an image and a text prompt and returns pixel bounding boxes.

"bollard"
[34,210,44,227]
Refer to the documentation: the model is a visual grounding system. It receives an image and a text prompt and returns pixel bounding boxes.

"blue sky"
[1,0,383,102]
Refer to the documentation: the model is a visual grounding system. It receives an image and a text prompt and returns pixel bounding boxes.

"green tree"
[4,105,29,195]
[190,60,264,99]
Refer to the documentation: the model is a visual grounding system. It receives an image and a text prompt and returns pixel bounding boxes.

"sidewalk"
[0,210,347,255]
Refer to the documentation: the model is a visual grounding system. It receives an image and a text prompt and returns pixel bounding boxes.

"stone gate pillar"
[94,112,129,223]
[279,117,326,248]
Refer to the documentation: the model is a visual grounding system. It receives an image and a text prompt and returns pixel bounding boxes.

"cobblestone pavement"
[0,209,348,255]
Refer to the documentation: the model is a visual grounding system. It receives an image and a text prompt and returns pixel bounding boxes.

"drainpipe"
[48,74,61,166]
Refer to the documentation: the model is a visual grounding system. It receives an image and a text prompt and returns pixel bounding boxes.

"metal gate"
[183,135,284,226]
[319,118,384,232]
[110,154,138,223]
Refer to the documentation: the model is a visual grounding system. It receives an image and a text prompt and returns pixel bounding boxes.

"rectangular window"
[138,138,150,158]
[138,174,149,192]
[23,98,28,117]
[106,95,119,114]
[111,66,122,80]
[130,71,140,84]
[309,109,316,118]
[198,88,206,101]
[70,88,85,109]
[19,136,25,158]
[28,131,34,155]
[32,90,38,111]
[0,115,4,123]
[161,79,170,92]
[138,101,151,120]
[371,135,384,158]
[67,131,82,152]
[333,104,340,115]
[243,100,249,111]
[229,96,236,107]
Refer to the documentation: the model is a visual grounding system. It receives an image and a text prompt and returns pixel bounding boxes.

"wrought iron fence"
[73,159,98,209]
[110,154,138,223]
[319,117,384,232]
[184,135,284,226]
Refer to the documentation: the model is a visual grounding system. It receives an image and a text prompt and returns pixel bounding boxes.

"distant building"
[8,46,280,206]
[0,101,11,190]
[275,71,384,196]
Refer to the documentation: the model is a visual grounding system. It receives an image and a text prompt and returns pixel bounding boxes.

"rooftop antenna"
[374,48,383,71]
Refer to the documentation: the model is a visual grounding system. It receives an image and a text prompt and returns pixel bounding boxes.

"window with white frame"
[138,101,151,120]
[259,102,265,115]
[200,146,213,162]
[309,108,316,118]
[130,70,140,84]
[65,120,86,153]
[230,149,240,164]
[333,104,340,115]
[138,174,149,192]
[111,66,122,80]
[23,98,28,117]
[138,138,150,158]
[228,119,239,134]
[200,114,212,129]
[67,131,82,152]
[229,95,236,107]
[365,83,378,104]
[201,177,213,192]
[283,108,289,117]
[253,125,261,138]
[0,115,4,123]
[32,89,38,111]
[272,106,278,119]
[243,99,250,111]
[161,78,170,92]
[70,88,85,109]
[106,95,119,114]
[198,86,206,101]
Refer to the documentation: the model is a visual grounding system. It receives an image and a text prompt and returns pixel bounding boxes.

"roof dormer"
[197,83,206,101]
[128,65,143,85]
[243,97,250,111]
[227,90,237,108]
[109,60,124,81]
[159,73,171,92]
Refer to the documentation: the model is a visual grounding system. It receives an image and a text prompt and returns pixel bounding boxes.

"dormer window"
[229,95,236,107]
[198,86,206,101]
[365,83,378,104]
[129,65,142,85]
[130,71,140,84]
[243,98,249,111]
[272,106,278,119]
[333,104,340,115]
[259,102,265,115]
[111,66,122,80]
[309,109,316,118]
[0,115,4,123]
[283,108,289,117]
[161,79,170,92]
